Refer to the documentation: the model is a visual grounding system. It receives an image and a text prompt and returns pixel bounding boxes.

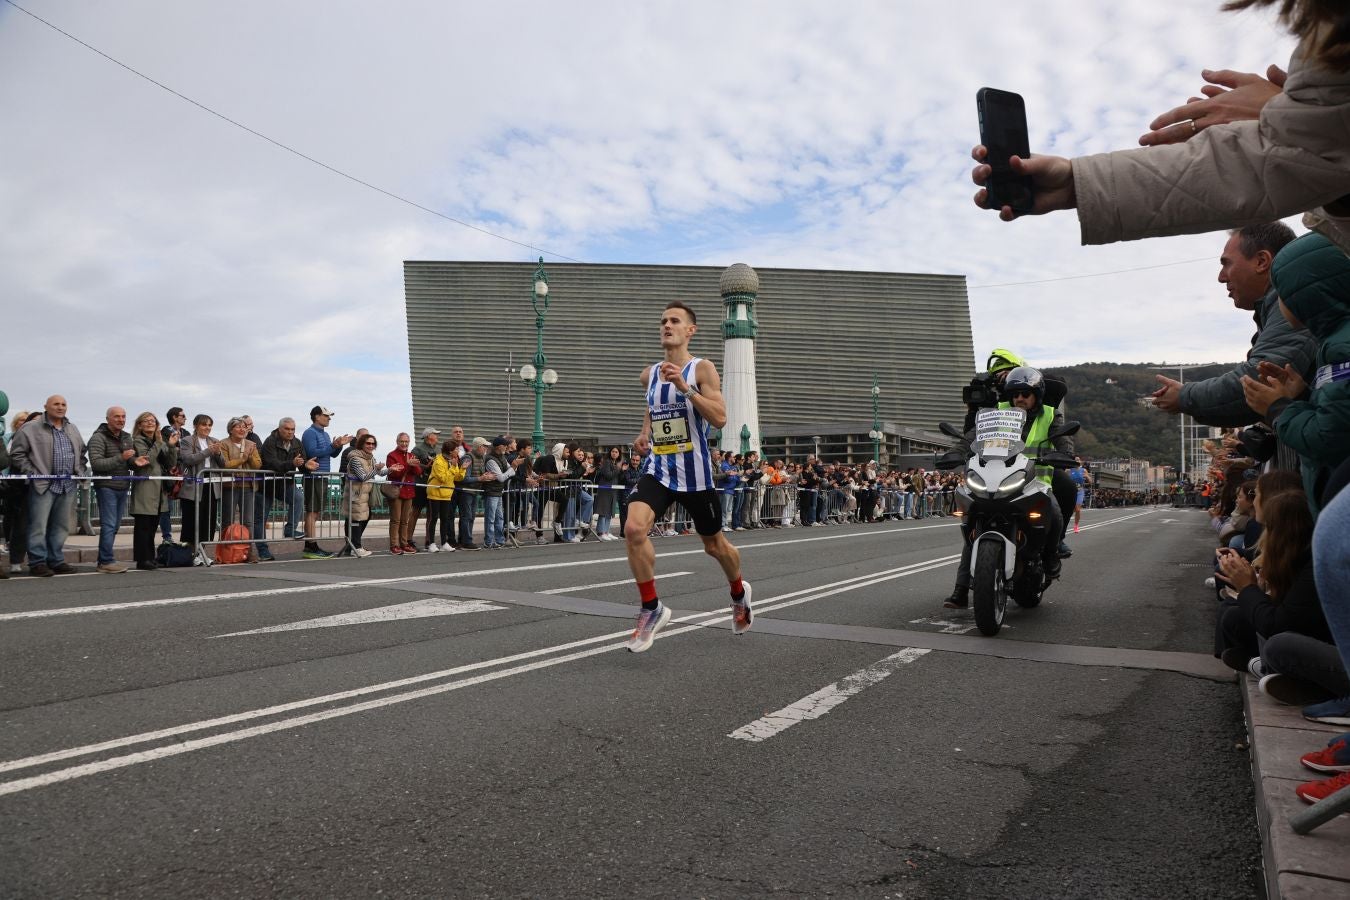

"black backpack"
[156,541,195,568]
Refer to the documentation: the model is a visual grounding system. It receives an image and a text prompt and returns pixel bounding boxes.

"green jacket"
[1265,233,1350,511]
[130,433,178,517]
[1179,286,1317,427]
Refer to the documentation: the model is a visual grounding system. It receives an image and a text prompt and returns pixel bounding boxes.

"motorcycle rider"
[943,365,1073,609]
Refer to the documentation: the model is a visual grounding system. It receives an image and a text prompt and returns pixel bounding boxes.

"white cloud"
[0,0,1300,446]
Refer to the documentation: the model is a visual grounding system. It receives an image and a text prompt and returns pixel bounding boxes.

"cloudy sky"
[0,0,1297,443]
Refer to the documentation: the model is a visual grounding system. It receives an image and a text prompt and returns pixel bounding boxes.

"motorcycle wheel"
[1013,576,1043,608]
[971,540,1006,636]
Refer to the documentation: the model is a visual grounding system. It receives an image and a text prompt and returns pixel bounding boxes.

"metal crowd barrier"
[196,470,347,564]
[3,471,1004,568]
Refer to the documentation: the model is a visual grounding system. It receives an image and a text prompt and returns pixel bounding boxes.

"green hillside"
[1041,362,1239,465]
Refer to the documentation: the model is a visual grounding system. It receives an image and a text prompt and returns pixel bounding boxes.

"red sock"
[730,576,744,599]
[638,579,658,604]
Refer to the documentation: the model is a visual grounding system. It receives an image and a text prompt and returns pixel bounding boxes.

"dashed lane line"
[0,556,956,793]
[728,648,931,742]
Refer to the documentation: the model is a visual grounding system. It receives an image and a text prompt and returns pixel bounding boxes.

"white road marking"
[542,573,692,595]
[211,599,505,637]
[0,512,1157,794]
[1075,510,1156,532]
[0,524,953,622]
[0,556,956,792]
[728,648,931,742]
[909,615,976,635]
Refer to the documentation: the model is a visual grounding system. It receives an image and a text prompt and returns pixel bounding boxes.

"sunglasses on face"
[1009,390,1035,399]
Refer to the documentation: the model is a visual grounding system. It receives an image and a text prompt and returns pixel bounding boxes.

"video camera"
[962,372,1002,408]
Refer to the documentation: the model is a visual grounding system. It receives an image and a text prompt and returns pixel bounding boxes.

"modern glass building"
[404,261,973,464]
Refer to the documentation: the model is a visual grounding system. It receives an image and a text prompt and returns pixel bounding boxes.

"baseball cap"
[421,427,441,439]
[310,405,334,418]
[491,436,510,448]
[471,436,490,448]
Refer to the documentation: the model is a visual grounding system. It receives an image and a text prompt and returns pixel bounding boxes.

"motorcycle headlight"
[997,471,1028,494]
[965,470,987,492]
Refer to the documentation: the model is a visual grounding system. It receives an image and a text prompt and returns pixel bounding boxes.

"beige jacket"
[1074,39,1350,254]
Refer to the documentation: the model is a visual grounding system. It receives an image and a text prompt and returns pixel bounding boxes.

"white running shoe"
[662,529,677,537]
[731,580,753,635]
[441,542,456,552]
[627,604,672,653]
[426,544,441,553]
[353,547,373,558]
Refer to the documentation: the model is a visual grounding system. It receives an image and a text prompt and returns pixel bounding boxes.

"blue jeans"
[94,486,130,565]
[457,492,476,546]
[159,510,172,541]
[1314,486,1350,678]
[28,487,76,568]
[484,495,504,546]
[563,489,594,540]
[285,484,303,536]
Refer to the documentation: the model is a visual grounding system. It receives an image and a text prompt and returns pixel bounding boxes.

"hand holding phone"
[977,87,1035,216]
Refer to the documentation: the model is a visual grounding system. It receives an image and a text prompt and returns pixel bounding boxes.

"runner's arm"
[686,359,727,429]
[634,409,652,456]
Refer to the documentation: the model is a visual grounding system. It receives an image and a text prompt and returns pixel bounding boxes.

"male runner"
[623,300,752,653]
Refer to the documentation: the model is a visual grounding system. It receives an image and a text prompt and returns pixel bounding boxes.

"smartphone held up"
[976,87,1034,216]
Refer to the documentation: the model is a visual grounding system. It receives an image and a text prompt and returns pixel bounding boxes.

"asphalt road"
[0,507,1262,898]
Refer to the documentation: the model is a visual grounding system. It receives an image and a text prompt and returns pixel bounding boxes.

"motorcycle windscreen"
[973,407,1026,460]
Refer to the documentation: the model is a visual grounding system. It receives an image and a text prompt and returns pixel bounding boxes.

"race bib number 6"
[651,406,693,455]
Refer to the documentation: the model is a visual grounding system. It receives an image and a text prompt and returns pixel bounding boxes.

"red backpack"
[214,522,252,565]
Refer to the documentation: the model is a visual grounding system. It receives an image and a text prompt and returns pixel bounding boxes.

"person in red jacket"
[385,433,423,554]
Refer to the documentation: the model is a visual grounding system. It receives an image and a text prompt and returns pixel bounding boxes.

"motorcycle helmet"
[986,348,1027,374]
[1002,366,1045,405]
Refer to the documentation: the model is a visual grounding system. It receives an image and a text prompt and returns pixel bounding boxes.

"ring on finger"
[1190,119,1199,134]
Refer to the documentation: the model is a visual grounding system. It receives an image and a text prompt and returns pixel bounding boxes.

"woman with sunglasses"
[340,433,384,558]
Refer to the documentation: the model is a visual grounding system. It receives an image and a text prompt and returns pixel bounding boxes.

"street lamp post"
[504,350,517,434]
[867,374,882,463]
[1151,363,1205,480]
[519,258,559,451]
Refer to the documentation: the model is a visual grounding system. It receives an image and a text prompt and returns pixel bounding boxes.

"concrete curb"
[1242,674,1350,898]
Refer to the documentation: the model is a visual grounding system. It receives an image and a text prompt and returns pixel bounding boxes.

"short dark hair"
[664,300,697,325]
[166,406,184,421]
[1231,222,1297,260]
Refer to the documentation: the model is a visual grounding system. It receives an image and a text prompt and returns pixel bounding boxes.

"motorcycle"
[935,408,1079,636]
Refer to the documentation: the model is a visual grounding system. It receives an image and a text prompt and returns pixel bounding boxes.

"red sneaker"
[390,546,404,555]
[402,544,418,554]
[1295,769,1350,804]
[1301,736,1350,773]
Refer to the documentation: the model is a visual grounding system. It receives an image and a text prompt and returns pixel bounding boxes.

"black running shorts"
[303,473,331,512]
[631,474,723,537]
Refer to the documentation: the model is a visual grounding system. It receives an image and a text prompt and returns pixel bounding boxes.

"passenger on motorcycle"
[943,366,1074,609]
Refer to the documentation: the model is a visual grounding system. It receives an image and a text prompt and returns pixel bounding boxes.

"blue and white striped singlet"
[641,358,715,492]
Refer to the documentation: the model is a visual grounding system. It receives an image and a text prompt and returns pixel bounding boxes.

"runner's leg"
[624,499,657,585]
